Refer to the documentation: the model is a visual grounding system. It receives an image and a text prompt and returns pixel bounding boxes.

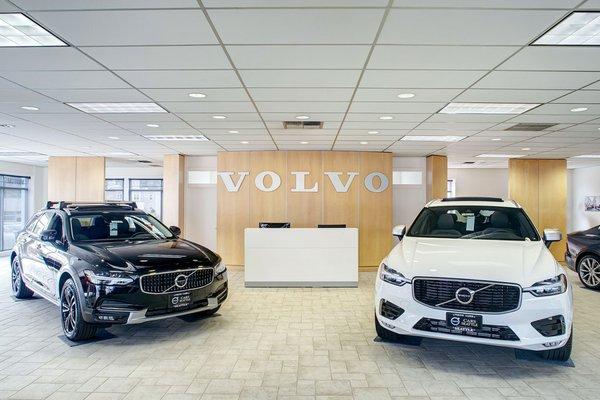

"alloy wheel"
[579,257,600,287]
[11,260,20,293]
[61,285,77,335]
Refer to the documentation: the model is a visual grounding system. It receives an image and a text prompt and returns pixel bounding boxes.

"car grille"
[413,278,521,313]
[140,267,214,294]
[413,318,519,341]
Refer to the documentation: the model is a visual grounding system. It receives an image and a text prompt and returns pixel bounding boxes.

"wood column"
[163,154,186,233]
[426,155,448,201]
[48,156,105,202]
[509,159,567,260]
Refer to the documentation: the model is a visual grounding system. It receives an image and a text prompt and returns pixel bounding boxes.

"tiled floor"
[1,258,599,400]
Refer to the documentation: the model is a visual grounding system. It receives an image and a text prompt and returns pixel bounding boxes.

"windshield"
[407,206,540,241]
[69,212,174,242]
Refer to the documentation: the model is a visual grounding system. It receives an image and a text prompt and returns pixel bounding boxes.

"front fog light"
[379,263,410,287]
[543,341,563,348]
[524,274,567,297]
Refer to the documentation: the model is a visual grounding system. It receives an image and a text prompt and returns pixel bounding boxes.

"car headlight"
[84,270,135,286]
[379,263,410,286]
[524,274,567,297]
[214,261,226,276]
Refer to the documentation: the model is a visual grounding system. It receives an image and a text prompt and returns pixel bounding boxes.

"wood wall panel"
[508,158,567,261]
[322,151,359,228]
[426,155,448,201]
[217,152,250,265]
[359,152,393,266]
[286,151,323,228]
[48,157,77,201]
[163,154,185,232]
[249,151,287,228]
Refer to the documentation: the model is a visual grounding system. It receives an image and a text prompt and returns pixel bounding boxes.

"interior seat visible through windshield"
[69,213,174,242]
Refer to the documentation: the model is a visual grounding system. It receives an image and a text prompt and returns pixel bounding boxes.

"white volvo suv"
[375,197,573,361]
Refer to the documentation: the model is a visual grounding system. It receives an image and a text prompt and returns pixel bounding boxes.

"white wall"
[0,160,47,216]
[568,165,600,233]
[448,168,508,199]
[185,156,217,250]
[393,157,426,227]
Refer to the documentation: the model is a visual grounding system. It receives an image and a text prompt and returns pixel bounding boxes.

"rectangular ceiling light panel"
[67,103,167,113]
[439,103,540,114]
[572,154,600,158]
[401,135,465,142]
[0,13,66,47]
[145,135,208,141]
[534,12,600,46]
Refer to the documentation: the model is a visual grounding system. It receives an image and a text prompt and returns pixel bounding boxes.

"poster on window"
[584,196,600,212]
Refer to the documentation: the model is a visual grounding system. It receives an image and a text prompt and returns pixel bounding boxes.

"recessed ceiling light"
[360,141,368,145]
[534,12,600,46]
[439,103,539,114]
[572,154,600,158]
[0,13,66,47]
[20,106,39,111]
[379,116,393,120]
[146,124,159,128]
[228,130,239,134]
[240,141,249,144]
[397,93,415,99]
[401,135,465,142]
[492,138,502,141]
[188,93,206,98]
[212,115,227,119]
[570,107,588,112]
[295,115,310,120]
[67,103,166,114]
[145,135,208,141]
[300,141,309,144]
[368,131,379,134]
[476,154,524,158]
[108,136,119,140]
[521,147,531,151]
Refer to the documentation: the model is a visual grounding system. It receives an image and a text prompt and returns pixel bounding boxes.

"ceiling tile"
[240,70,360,88]
[159,101,256,113]
[354,88,461,102]
[13,0,200,10]
[141,88,250,102]
[255,102,348,113]
[248,88,354,102]
[552,90,600,104]
[114,70,240,88]
[0,48,102,71]
[204,0,387,6]
[349,102,444,114]
[361,70,486,88]
[474,71,600,90]
[0,70,130,89]
[499,47,600,71]
[454,89,569,103]
[394,0,580,8]
[39,88,148,102]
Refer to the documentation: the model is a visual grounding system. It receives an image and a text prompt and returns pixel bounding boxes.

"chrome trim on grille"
[411,276,522,315]
[139,267,214,295]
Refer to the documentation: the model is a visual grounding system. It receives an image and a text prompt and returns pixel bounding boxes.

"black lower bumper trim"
[413,317,520,341]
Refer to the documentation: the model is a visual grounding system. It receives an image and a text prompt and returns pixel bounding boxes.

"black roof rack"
[441,197,504,202]
[46,201,138,210]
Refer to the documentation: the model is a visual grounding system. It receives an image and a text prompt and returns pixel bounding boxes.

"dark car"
[566,225,600,289]
[10,201,228,341]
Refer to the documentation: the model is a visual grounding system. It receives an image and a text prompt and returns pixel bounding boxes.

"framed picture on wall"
[584,196,600,212]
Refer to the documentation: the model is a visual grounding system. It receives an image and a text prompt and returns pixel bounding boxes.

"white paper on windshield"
[466,215,475,231]
[110,221,118,236]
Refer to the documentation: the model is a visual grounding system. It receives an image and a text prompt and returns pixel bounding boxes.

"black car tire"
[577,255,600,289]
[11,257,34,299]
[60,278,97,341]
[536,330,573,362]
[375,314,422,346]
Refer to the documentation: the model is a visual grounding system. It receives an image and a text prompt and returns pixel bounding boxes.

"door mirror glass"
[169,226,181,236]
[392,224,406,240]
[40,229,58,242]
[543,228,562,248]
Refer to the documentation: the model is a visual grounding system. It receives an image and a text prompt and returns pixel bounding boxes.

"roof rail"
[441,196,504,202]
[46,201,138,210]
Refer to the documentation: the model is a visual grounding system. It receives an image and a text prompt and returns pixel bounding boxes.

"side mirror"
[543,228,562,248]
[40,229,58,242]
[392,225,406,240]
[169,226,182,236]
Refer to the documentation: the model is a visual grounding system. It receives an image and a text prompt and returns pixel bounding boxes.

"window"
[31,211,51,237]
[447,179,456,198]
[0,174,29,250]
[105,179,125,201]
[129,179,163,219]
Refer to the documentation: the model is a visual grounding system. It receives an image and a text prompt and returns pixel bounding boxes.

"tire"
[577,255,600,290]
[11,257,33,299]
[375,314,422,346]
[60,278,97,341]
[537,331,573,362]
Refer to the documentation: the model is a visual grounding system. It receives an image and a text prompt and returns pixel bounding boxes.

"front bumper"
[80,271,228,325]
[565,251,576,271]
[375,278,573,352]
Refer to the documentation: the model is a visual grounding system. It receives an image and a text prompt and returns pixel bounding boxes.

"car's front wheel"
[577,255,600,289]
[375,315,422,345]
[60,278,97,341]
[11,257,33,299]
[536,331,573,362]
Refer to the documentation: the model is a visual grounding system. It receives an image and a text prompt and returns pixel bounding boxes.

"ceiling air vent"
[283,121,324,129]
[505,123,557,131]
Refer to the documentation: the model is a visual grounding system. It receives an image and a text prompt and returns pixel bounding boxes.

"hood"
[386,236,559,286]
[73,239,219,272]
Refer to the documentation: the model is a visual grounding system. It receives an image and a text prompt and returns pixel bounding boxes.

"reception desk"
[244,228,358,287]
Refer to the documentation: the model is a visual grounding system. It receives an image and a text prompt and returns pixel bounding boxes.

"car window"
[47,214,64,237]
[31,212,52,236]
[408,206,540,241]
[25,215,40,233]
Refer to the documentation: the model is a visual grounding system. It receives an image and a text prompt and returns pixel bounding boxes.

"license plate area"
[446,312,482,331]
[169,292,192,309]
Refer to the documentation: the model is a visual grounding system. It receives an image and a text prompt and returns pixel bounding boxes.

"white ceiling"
[0,0,598,169]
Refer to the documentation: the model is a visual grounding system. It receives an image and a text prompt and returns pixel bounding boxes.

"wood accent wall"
[426,155,448,201]
[508,159,567,260]
[217,151,393,266]
[163,154,186,233]
[48,156,105,202]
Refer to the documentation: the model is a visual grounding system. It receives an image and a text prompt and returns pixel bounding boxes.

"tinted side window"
[32,212,52,236]
[25,215,40,232]
[48,214,64,237]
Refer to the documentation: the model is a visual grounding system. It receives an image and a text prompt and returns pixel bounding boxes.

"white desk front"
[244,228,358,287]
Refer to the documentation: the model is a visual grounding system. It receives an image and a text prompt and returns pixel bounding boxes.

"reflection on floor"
[0,257,598,400]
